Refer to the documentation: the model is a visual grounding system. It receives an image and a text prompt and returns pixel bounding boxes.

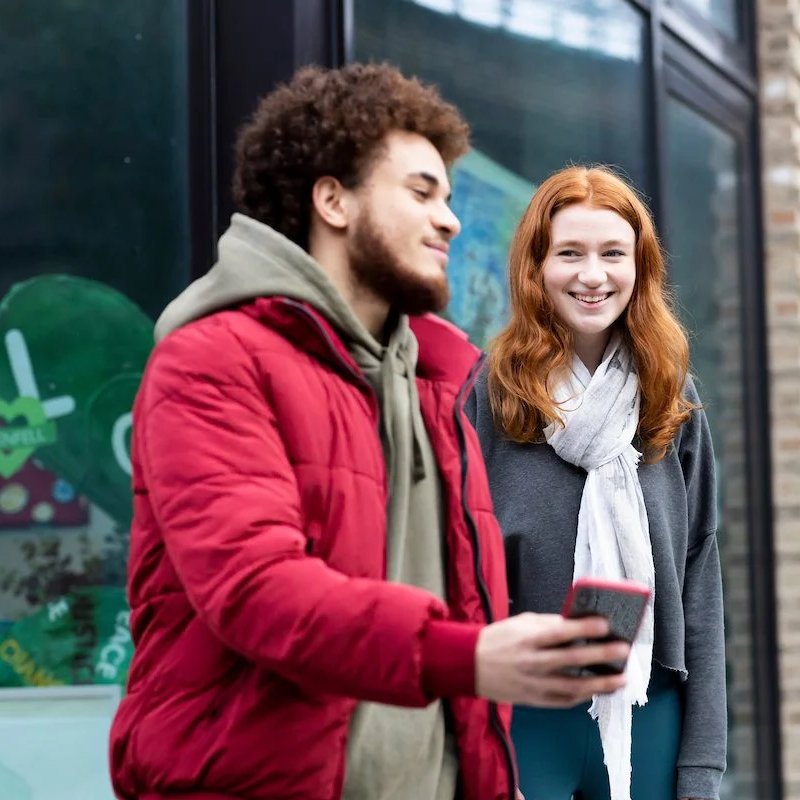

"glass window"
[664,95,755,800]
[0,4,187,791]
[672,0,740,40]
[0,686,121,799]
[354,0,649,345]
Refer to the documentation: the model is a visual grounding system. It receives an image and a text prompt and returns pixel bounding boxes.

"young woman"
[466,166,726,800]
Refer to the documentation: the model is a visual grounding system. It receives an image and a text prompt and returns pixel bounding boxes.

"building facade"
[0,0,793,797]
[759,0,800,795]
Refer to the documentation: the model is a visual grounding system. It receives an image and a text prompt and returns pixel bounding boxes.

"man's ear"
[311,176,353,231]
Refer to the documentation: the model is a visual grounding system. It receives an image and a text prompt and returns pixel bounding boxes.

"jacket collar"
[409,314,482,392]
[243,297,481,392]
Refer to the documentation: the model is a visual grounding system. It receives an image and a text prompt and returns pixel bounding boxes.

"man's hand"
[475,612,629,707]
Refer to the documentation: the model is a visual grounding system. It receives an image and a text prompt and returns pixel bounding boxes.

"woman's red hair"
[487,165,694,461]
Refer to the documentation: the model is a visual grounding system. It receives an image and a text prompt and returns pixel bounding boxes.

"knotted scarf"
[544,334,655,800]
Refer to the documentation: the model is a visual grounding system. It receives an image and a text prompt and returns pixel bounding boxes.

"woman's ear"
[311,176,352,231]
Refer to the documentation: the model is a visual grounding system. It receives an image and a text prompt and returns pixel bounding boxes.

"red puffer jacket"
[109,297,515,800]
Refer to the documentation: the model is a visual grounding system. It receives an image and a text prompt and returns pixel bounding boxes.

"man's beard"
[347,210,450,315]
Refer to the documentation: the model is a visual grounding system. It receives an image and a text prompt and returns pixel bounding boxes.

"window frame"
[658,35,782,800]
[628,0,755,85]
[665,0,755,73]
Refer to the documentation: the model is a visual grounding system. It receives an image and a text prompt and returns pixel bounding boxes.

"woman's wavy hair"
[487,165,694,462]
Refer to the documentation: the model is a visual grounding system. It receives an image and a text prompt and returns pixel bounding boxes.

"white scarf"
[544,334,655,800]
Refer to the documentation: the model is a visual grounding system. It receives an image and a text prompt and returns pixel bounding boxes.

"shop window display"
[0,2,188,795]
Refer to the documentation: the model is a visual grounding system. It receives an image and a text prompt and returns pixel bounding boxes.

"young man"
[109,64,629,800]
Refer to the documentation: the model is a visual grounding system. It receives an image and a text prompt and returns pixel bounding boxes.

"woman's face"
[542,202,636,367]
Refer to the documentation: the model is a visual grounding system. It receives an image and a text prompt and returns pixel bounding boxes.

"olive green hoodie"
[156,214,457,800]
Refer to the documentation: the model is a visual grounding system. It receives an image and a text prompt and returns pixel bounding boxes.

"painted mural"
[446,148,534,347]
[0,276,149,691]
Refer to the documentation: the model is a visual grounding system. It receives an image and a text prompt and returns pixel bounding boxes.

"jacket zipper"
[280,301,516,795]
[454,353,518,799]
[277,299,390,543]
[278,298,377,405]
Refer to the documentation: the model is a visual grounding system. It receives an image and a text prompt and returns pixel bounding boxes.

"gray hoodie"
[156,213,457,800]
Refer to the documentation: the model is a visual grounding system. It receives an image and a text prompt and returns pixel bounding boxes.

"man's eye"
[412,188,430,199]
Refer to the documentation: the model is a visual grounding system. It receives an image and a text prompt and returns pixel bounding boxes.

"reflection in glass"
[412,0,456,12]
[0,3,189,320]
[409,0,644,61]
[356,0,649,346]
[460,0,503,27]
[675,0,739,39]
[664,97,754,800]
[0,0,187,704]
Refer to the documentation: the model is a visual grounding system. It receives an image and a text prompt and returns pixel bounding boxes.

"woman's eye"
[558,250,581,257]
[604,249,625,258]
[412,188,430,199]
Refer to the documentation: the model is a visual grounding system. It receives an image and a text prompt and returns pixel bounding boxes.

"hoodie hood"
[155,213,427,482]
[155,213,381,358]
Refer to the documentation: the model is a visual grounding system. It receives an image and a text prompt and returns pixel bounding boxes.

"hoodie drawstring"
[400,348,427,483]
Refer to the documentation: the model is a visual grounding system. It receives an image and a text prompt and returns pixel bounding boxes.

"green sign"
[0,275,153,527]
[0,398,57,478]
[0,586,131,687]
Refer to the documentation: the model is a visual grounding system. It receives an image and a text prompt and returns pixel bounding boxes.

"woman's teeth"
[572,293,610,304]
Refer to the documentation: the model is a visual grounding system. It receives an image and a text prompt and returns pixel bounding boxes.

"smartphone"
[560,577,652,676]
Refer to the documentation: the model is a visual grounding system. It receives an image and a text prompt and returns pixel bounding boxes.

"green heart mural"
[0,397,57,478]
[0,275,154,528]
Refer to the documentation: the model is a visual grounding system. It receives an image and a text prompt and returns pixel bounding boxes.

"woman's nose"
[578,256,607,286]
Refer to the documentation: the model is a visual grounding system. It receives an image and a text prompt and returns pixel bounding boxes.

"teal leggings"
[512,669,683,800]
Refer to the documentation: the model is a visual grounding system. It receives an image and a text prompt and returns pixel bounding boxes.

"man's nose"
[433,203,461,239]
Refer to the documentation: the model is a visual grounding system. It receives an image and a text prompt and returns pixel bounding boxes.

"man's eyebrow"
[408,171,453,201]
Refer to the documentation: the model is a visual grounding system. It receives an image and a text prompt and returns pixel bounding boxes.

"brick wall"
[758,1,800,796]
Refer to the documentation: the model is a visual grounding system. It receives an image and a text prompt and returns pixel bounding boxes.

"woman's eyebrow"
[552,239,632,248]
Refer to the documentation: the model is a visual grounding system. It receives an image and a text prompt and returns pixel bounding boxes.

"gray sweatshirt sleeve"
[676,379,727,799]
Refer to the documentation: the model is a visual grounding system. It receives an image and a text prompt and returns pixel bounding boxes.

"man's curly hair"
[232,63,470,249]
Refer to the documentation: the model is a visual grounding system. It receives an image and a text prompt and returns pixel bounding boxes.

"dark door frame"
[186,0,349,277]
